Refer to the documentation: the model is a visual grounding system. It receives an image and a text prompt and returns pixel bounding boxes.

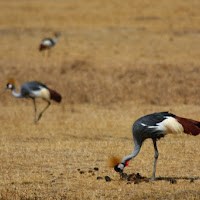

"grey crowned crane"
[6,79,62,123]
[39,32,61,56]
[114,112,200,181]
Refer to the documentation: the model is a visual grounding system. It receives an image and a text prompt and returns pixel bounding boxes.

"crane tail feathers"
[39,44,46,51]
[175,116,200,136]
[49,89,62,103]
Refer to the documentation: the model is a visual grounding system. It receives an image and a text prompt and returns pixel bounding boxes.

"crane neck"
[54,35,59,44]
[11,87,23,98]
[121,140,141,164]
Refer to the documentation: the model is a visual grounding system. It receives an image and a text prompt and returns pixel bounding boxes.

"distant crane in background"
[39,32,61,56]
[113,112,200,181]
[6,79,62,123]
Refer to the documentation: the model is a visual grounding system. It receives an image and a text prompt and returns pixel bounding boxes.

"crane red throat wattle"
[125,160,129,166]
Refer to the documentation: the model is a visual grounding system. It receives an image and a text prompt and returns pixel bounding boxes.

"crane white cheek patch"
[118,163,125,171]
[8,84,12,89]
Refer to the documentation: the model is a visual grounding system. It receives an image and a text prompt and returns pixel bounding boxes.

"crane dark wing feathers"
[136,112,176,126]
[133,112,176,141]
[133,112,200,140]
[20,88,30,97]
[20,82,48,96]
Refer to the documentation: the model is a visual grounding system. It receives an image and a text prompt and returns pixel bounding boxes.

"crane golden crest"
[8,78,15,86]
[108,156,121,168]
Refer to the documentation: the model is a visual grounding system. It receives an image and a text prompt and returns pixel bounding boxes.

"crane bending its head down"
[39,32,61,52]
[114,112,200,181]
[6,79,62,123]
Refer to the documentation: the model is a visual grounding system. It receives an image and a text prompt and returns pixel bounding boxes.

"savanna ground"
[0,0,200,199]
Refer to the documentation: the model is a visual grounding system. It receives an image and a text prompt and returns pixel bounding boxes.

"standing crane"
[6,79,62,123]
[114,112,200,181]
[39,32,61,56]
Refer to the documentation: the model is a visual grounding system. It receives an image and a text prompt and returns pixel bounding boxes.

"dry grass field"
[0,0,200,199]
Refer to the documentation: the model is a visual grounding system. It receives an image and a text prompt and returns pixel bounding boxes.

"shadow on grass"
[120,172,200,184]
[156,176,200,184]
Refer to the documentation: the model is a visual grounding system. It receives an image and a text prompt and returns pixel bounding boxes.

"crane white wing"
[41,40,52,46]
[142,116,184,134]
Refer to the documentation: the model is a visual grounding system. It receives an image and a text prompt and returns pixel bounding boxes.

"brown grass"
[0,0,200,199]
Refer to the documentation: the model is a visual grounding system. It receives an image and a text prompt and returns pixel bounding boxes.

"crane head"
[6,78,15,90]
[114,161,129,173]
[54,32,61,37]
[108,156,129,173]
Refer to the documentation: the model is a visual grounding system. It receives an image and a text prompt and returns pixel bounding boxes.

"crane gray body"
[15,81,49,98]
[132,112,176,143]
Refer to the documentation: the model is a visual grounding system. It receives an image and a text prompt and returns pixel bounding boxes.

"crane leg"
[37,100,51,122]
[151,139,159,181]
[32,98,38,123]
